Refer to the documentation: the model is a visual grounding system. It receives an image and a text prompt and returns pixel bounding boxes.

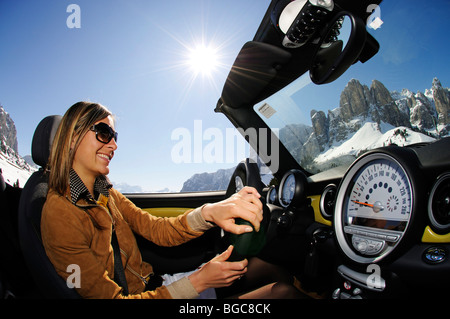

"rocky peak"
[431,77,450,126]
[370,79,393,106]
[0,104,36,186]
[310,109,328,146]
[432,77,442,88]
[0,105,19,155]
[339,79,370,121]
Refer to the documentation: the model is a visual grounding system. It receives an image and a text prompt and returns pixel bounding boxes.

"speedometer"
[335,152,414,263]
[346,157,412,226]
[278,169,308,208]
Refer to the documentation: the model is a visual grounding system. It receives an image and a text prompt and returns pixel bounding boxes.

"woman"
[41,102,301,299]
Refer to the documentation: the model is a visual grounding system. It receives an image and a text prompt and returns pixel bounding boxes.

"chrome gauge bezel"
[428,172,450,232]
[319,183,337,219]
[334,152,414,264]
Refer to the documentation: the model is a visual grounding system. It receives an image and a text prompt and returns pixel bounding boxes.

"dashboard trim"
[310,195,332,226]
[422,226,450,243]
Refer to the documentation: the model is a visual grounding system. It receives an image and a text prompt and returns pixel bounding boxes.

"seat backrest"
[18,115,81,299]
[0,169,36,298]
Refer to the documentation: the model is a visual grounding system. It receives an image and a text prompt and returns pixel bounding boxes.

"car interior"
[1,0,449,300]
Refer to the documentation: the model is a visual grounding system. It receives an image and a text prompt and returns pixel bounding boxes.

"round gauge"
[235,175,244,192]
[278,169,308,208]
[281,174,295,207]
[334,153,414,263]
[267,185,278,205]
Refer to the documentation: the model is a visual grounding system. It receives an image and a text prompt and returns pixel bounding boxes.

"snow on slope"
[0,153,35,187]
[314,121,436,165]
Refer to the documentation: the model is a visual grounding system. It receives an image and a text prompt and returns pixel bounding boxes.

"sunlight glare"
[187,45,219,76]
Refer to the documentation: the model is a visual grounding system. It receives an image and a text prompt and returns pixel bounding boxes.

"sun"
[187,44,219,77]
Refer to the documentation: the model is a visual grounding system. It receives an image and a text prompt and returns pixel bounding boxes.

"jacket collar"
[69,168,113,206]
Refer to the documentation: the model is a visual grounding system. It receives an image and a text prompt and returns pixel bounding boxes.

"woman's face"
[72,115,117,183]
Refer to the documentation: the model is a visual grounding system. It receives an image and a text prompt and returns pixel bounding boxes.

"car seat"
[18,115,81,298]
[0,168,38,298]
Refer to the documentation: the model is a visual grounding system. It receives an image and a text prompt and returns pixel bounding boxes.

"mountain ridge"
[287,77,450,173]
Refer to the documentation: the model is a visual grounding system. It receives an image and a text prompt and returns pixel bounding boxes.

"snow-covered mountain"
[311,122,435,172]
[0,153,35,187]
[113,182,173,194]
[180,167,235,192]
[0,106,36,187]
[284,78,450,173]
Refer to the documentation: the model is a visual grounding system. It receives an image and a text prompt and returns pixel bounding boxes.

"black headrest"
[31,115,62,168]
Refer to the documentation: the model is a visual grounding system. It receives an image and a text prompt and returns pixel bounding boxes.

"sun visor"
[220,41,291,109]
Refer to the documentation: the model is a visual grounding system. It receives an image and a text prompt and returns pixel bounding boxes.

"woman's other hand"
[188,245,247,293]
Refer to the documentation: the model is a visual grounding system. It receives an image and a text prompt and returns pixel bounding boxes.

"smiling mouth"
[97,153,112,161]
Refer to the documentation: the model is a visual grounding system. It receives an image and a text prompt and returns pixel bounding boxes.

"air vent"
[320,184,337,219]
[428,173,450,233]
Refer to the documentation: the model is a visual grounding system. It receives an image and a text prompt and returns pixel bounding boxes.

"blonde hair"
[48,102,113,195]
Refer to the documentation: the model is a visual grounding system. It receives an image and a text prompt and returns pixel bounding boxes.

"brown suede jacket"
[41,188,213,299]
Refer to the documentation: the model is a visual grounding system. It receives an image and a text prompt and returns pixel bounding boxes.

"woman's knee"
[271,282,306,299]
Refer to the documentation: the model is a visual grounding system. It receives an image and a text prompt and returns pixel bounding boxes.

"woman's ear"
[70,134,77,151]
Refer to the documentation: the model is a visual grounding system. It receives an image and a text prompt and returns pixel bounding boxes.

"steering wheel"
[224,159,269,261]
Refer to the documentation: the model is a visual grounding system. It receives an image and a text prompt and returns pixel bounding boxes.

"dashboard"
[265,137,450,298]
[329,139,449,298]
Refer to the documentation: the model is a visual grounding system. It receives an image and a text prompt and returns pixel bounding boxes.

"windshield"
[254,1,449,175]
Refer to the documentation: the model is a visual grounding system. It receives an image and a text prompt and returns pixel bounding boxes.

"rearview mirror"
[309,12,367,84]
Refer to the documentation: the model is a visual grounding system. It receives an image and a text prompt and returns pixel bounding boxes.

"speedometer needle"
[352,200,384,212]
[352,200,373,207]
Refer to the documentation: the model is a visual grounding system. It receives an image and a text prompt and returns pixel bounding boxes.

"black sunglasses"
[89,122,118,144]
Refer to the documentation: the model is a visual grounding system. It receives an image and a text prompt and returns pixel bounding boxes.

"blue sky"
[0,0,269,191]
[1,0,449,191]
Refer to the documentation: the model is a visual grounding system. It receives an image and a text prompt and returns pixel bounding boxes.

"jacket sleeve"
[111,189,214,246]
[41,193,176,299]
